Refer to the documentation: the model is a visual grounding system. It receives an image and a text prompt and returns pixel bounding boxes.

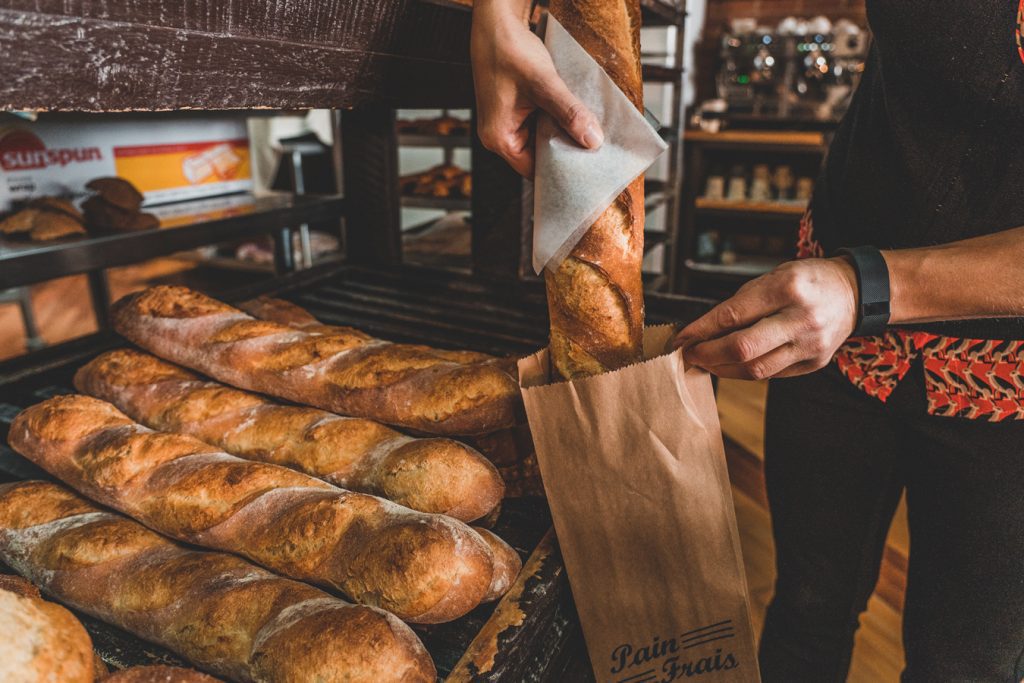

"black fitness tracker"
[836,246,891,337]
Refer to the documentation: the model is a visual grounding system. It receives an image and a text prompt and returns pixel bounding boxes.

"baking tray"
[0,263,712,681]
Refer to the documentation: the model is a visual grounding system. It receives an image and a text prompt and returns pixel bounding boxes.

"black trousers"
[757,361,1024,682]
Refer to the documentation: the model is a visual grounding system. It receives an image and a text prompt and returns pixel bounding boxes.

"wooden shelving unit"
[677,129,829,297]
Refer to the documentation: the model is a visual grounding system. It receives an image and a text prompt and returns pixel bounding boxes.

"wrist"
[835,247,891,337]
[830,256,859,337]
[474,0,533,24]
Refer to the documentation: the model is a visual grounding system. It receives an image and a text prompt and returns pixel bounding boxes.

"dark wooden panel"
[0,1,473,111]
[471,116,526,281]
[341,105,403,266]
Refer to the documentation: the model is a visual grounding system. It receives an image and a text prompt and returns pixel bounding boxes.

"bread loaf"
[0,572,95,683]
[238,296,494,365]
[0,480,435,682]
[102,665,221,682]
[111,286,518,436]
[545,0,645,379]
[9,395,498,623]
[75,349,505,523]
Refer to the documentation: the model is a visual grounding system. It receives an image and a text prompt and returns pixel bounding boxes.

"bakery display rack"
[0,192,344,326]
[0,262,712,681]
[678,129,829,297]
[0,0,708,679]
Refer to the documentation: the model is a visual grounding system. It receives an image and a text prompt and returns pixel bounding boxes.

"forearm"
[884,225,1024,324]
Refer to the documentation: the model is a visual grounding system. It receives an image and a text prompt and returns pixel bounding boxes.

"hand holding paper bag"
[519,4,761,681]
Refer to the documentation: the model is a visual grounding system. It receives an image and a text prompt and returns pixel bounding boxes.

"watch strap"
[836,246,891,337]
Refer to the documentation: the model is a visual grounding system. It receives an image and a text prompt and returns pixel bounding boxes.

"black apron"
[811,0,1024,339]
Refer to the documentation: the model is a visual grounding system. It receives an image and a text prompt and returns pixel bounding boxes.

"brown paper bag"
[519,326,760,683]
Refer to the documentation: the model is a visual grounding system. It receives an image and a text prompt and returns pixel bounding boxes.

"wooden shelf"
[1,1,474,110]
[695,198,806,217]
[0,193,344,290]
[397,133,470,149]
[684,129,827,154]
[400,195,470,211]
[684,258,781,280]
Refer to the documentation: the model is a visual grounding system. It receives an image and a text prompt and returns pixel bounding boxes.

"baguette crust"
[111,287,517,436]
[0,574,94,683]
[9,395,496,623]
[0,481,435,683]
[75,349,505,522]
[102,665,220,682]
[545,0,645,380]
[239,296,495,365]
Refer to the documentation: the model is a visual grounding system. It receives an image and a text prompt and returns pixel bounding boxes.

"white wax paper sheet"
[532,15,668,274]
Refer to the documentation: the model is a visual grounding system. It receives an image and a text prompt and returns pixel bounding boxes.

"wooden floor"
[0,279,906,681]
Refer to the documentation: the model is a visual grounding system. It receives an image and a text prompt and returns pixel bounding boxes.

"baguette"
[545,0,646,380]
[9,395,497,624]
[102,666,220,682]
[111,286,518,436]
[238,295,494,365]
[75,349,505,523]
[0,573,95,683]
[0,480,435,682]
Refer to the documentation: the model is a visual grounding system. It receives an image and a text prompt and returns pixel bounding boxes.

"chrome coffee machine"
[713,16,868,124]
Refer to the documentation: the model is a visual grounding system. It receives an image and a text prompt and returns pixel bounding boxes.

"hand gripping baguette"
[545,0,646,380]
[8,395,496,623]
[110,286,518,436]
[0,480,435,682]
[0,573,95,683]
[74,349,505,523]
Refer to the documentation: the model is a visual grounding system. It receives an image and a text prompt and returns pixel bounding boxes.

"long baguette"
[239,296,495,365]
[9,395,496,624]
[103,666,220,682]
[545,0,646,380]
[0,480,435,682]
[74,349,505,523]
[110,286,518,436]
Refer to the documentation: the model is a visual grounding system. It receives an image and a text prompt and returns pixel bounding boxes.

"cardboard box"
[0,116,251,211]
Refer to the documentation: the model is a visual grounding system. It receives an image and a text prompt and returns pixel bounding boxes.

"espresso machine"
[713,17,869,125]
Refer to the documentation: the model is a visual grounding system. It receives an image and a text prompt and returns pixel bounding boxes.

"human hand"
[471,0,604,177]
[672,258,859,379]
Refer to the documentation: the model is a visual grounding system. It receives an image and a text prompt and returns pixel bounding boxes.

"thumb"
[530,73,604,150]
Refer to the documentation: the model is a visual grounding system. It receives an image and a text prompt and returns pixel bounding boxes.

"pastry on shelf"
[396,114,470,137]
[82,177,159,234]
[399,163,472,199]
[0,197,88,241]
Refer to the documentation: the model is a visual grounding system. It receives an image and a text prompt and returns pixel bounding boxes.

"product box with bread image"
[0,115,251,212]
[520,10,759,683]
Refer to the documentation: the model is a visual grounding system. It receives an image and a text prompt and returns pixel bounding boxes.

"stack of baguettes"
[0,285,539,681]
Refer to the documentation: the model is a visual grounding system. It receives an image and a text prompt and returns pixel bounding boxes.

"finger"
[529,70,604,150]
[685,314,793,368]
[695,342,803,381]
[673,279,786,349]
[503,143,535,178]
[481,118,535,177]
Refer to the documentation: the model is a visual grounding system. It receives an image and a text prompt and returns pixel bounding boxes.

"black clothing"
[811,0,1024,340]
[759,363,1024,681]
